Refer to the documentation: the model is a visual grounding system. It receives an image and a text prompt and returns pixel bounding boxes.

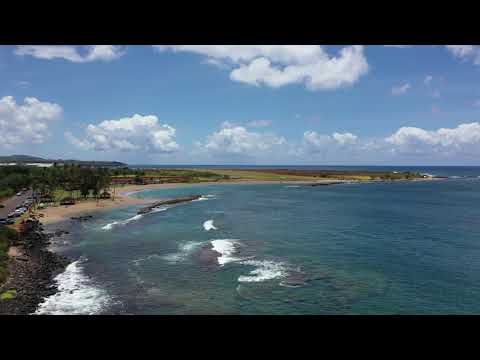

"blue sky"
[1,45,480,165]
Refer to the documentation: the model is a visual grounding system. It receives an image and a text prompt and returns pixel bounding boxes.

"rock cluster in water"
[137,195,202,215]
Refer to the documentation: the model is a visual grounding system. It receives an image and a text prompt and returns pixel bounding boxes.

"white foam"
[211,239,242,266]
[162,241,205,264]
[150,206,168,213]
[193,194,216,202]
[35,258,111,315]
[203,219,217,231]
[101,213,144,231]
[238,260,288,283]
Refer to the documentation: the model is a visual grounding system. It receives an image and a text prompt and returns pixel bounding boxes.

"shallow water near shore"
[38,178,480,314]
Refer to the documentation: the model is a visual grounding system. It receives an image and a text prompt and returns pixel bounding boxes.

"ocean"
[35,166,480,315]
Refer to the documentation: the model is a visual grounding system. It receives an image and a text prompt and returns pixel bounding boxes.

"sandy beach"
[36,179,341,225]
[36,177,438,225]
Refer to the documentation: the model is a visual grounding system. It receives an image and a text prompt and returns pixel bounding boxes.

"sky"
[1,44,480,165]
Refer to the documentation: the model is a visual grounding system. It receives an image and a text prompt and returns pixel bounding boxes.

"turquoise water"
[40,179,480,314]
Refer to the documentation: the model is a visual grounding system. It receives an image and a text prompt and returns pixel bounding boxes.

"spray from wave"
[34,258,112,315]
[238,260,288,283]
[162,241,205,263]
[211,239,243,266]
[101,214,144,231]
[101,206,168,231]
[203,220,217,231]
[193,194,216,202]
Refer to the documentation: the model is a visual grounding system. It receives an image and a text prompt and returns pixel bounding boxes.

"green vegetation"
[203,169,424,182]
[0,289,17,301]
[0,164,113,205]
[111,168,228,183]
[0,226,18,285]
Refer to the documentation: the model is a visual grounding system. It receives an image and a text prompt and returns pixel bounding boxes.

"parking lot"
[0,190,33,223]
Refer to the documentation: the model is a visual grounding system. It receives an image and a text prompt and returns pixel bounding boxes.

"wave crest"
[35,258,112,315]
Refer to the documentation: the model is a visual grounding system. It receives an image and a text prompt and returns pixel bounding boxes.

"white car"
[16,192,22,196]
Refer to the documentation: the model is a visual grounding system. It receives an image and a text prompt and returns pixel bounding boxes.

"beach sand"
[37,177,436,225]
[36,179,329,225]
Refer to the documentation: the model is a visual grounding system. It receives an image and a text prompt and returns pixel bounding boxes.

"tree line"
[0,165,116,203]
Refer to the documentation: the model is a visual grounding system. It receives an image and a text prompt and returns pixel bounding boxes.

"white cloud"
[15,45,125,63]
[385,122,480,156]
[302,130,358,154]
[199,122,285,156]
[66,114,179,153]
[391,83,411,95]
[154,45,369,91]
[445,45,480,65]
[332,132,358,145]
[474,100,480,107]
[0,96,62,147]
[384,45,411,48]
[246,119,272,128]
[424,75,433,85]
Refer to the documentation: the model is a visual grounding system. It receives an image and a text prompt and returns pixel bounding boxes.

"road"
[0,190,32,219]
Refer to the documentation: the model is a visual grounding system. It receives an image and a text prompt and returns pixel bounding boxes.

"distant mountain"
[0,155,127,167]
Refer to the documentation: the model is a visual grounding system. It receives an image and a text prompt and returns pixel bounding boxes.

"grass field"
[196,169,319,181]
[195,168,421,181]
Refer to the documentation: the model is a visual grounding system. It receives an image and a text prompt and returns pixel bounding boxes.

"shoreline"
[35,179,341,225]
[0,175,445,315]
[37,177,442,226]
[0,219,70,315]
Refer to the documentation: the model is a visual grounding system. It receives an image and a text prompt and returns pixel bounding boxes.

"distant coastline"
[37,176,440,226]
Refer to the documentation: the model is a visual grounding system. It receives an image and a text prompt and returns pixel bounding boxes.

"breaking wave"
[203,219,217,231]
[211,239,244,266]
[238,259,288,283]
[193,194,216,202]
[35,258,112,315]
[162,241,205,264]
[101,214,143,231]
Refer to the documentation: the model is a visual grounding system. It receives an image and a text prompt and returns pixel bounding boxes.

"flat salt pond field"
[41,179,480,314]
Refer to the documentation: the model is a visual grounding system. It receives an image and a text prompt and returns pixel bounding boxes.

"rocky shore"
[137,195,202,214]
[0,219,71,315]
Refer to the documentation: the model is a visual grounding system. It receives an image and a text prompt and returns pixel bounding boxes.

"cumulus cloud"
[332,132,358,145]
[445,45,480,65]
[154,45,369,91]
[424,75,433,85]
[391,83,411,95]
[66,114,179,153]
[15,45,125,63]
[385,122,480,156]
[302,131,358,155]
[0,96,62,147]
[198,122,285,156]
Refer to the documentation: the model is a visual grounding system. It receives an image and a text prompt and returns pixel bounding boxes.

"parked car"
[7,212,16,218]
[16,192,22,196]
[0,218,14,225]
[60,198,76,206]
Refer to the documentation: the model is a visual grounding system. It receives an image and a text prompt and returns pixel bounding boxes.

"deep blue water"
[37,177,480,314]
